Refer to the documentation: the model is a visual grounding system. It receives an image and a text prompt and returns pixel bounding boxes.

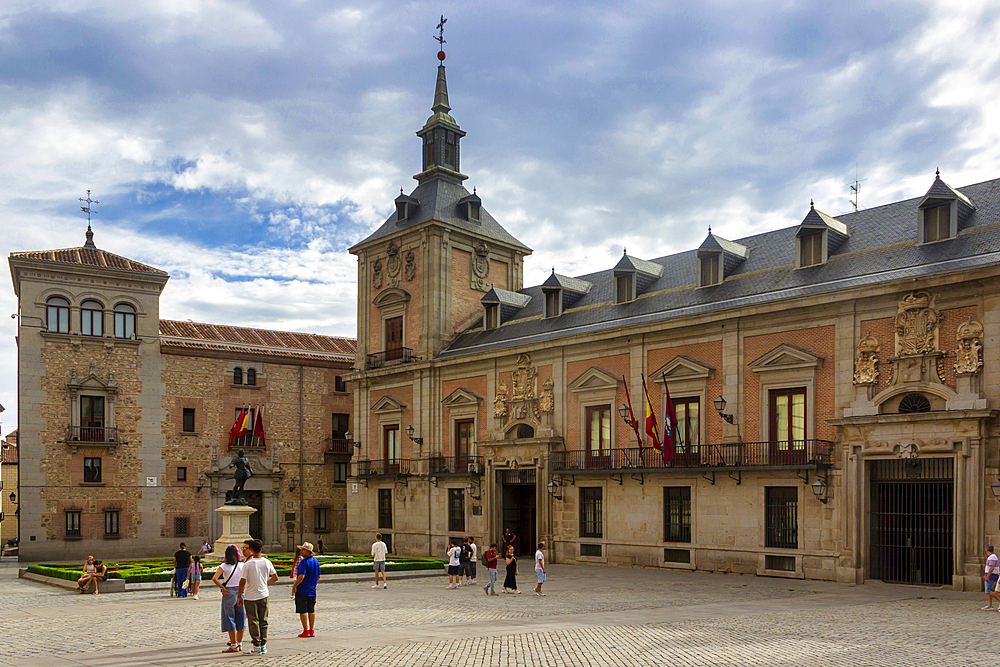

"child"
[190,555,204,600]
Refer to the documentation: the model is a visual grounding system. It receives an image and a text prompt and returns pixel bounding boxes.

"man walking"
[458,537,471,586]
[238,539,278,654]
[173,542,191,598]
[466,536,478,585]
[984,544,1000,610]
[534,541,546,596]
[292,541,320,637]
[371,533,388,589]
[482,543,499,596]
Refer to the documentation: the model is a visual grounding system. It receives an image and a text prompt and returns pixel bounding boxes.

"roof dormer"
[917,169,976,243]
[541,269,593,317]
[481,287,531,330]
[795,200,848,268]
[612,251,663,304]
[395,191,420,224]
[456,190,482,223]
[696,230,747,287]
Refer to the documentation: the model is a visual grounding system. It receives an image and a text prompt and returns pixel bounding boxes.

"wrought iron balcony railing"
[356,458,412,477]
[429,455,485,476]
[365,347,414,370]
[551,440,833,472]
[68,426,119,443]
[325,438,353,454]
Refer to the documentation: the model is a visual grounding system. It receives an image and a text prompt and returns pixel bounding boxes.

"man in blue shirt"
[292,541,321,637]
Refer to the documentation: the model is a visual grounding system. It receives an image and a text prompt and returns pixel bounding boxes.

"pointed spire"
[432,62,451,114]
[935,167,941,179]
[810,199,815,209]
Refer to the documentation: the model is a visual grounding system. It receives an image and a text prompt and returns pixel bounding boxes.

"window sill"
[179,431,200,436]
[229,384,262,390]
[80,482,106,487]
[65,535,83,541]
[313,529,330,534]
[103,534,121,540]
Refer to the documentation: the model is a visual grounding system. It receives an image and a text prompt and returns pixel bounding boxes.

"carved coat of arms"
[853,333,880,385]
[954,319,984,375]
[404,249,416,282]
[471,241,490,291]
[372,259,383,290]
[894,291,940,356]
[511,354,537,400]
[386,241,401,288]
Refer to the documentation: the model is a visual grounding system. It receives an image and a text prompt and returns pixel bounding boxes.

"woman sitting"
[77,556,97,593]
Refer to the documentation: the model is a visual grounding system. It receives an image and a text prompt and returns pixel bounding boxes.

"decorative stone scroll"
[853,333,880,386]
[894,291,940,356]
[471,241,490,291]
[386,240,401,288]
[954,319,983,375]
[372,259,383,290]
[404,249,416,282]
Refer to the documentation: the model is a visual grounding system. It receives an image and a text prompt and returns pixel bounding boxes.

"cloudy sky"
[2,0,999,431]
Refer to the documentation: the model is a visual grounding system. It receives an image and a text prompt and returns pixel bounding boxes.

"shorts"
[467,562,477,577]
[295,592,316,614]
[191,573,202,583]
[373,561,386,571]
[987,576,999,592]
[459,561,470,576]
[447,565,461,575]
[536,569,546,584]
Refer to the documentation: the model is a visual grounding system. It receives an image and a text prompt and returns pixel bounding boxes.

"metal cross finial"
[435,15,447,47]
[79,190,99,226]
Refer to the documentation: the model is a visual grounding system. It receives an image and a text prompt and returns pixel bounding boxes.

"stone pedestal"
[213,504,257,556]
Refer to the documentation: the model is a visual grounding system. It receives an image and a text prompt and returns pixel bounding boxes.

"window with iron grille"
[580,487,603,538]
[84,457,102,483]
[765,487,798,549]
[105,510,120,537]
[182,408,195,432]
[314,507,328,531]
[448,488,465,532]
[333,462,347,483]
[66,510,81,538]
[174,516,190,537]
[663,486,692,543]
[378,489,393,529]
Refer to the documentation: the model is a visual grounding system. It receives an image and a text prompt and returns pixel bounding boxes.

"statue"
[226,448,253,505]
[494,380,509,419]
[853,333,880,385]
[372,259,383,290]
[955,319,984,375]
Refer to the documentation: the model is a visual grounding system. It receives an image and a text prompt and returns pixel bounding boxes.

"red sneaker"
[298,631,310,638]
[308,630,315,637]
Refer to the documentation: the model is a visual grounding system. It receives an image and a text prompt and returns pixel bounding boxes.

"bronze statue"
[226,448,253,505]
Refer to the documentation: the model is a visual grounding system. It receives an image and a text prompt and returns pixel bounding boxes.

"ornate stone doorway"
[500,468,536,556]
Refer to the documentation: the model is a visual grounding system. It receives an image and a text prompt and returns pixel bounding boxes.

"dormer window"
[615,274,634,304]
[613,253,662,303]
[799,232,823,267]
[917,171,975,244]
[485,304,499,330]
[457,192,482,223]
[795,202,847,268]
[396,201,408,221]
[394,193,419,224]
[545,290,561,317]
[699,253,720,286]
[922,203,951,242]
[696,231,747,286]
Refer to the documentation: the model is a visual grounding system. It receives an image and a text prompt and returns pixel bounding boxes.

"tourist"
[190,555,204,600]
[289,546,302,600]
[213,545,245,653]
[199,540,212,555]
[316,535,325,555]
[446,540,462,589]
[466,536,478,585]
[292,541,320,637]
[238,539,278,655]
[90,560,108,595]
[173,542,192,598]
[458,537,471,585]
[984,544,1000,610]
[503,545,519,594]
[502,527,517,556]
[77,555,97,593]
[482,543,499,596]
[371,533,388,589]
[534,541,546,596]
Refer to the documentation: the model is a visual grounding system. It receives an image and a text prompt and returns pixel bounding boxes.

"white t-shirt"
[470,542,478,562]
[219,562,243,587]
[241,556,277,601]
[987,553,999,575]
[371,540,388,562]
[448,546,461,567]
[535,549,545,571]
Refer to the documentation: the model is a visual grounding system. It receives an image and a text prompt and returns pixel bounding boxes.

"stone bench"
[20,569,127,593]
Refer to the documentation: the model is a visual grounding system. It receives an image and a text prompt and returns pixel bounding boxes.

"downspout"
[299,365,305,550]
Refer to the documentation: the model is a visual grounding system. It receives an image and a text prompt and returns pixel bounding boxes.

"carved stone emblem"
[386,241,401,288]
[494,380,509,419]
[471,241,490,291]
[372,259,383,290]
[894,291,940,356]
[511,354,537,401]
[955,319,983,375]
[404,249,416,282]
[853,333,880,385]
[538,378,554,414]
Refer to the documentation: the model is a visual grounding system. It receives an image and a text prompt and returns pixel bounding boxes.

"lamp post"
[465,481,481,500]
[991,479,1000,501]
[547,480,562,501]
[811,478,828,504]
[405,425,423,445]
[713,396,735,424]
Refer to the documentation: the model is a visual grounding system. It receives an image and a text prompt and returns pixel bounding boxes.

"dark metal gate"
[869,458,953,585]
[244,490,264,541]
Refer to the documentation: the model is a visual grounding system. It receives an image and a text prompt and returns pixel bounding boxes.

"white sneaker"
[383,583,387,589]
[372,584,380,588]
[193,595,199,600]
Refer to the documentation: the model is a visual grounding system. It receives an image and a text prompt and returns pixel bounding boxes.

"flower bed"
[27,554,446,583]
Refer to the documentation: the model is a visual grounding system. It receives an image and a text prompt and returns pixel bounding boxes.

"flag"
[662,380,677,464]
[642,375,661,453]
[253,404,266,449]
[622,375,645,464]
[228,406,246,450]
[238,409,250,438]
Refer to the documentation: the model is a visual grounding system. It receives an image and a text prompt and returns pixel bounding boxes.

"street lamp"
[405,425,423,445]
[991,479,1000,500]
[811,478,828,504]
[547,480,563,501]
[465,481,481,500]
[713,396,735,424]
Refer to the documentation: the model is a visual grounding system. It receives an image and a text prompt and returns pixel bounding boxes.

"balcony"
[551,440,833,473]
[429,455,484,476]
[356,458,412,477]
[325,438,353,455]
[365,347,414,370]
[68,426,118,443]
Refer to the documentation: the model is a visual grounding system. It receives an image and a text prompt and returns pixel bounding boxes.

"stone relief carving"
[471,241,490,291]
[854,333,880,385]
[954,319,984,375]
[896,440,918,460]
[538,378,554,414]
[386,240,401,288]
[511,354,537,401]
[494,380,509,419]
[894,291,940,356]
[404,249,416,282]
[372,259,383,290]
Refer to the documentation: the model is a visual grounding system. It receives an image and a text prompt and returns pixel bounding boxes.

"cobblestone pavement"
[2,560,993,667]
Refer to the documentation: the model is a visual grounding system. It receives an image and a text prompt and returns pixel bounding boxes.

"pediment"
[649,355,715,382]
[749,344,823,373]
[372,288,411,308]
[371,395,406,414]
[442,388,484,408]
[68,370,118,394]
[567,367,620,394]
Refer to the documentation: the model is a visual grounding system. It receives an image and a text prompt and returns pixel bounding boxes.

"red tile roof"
[10,247,167,275]
[159,320,356,361]
[1,443,17,464]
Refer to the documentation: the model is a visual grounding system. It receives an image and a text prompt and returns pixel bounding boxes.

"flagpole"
[623,375,644,466]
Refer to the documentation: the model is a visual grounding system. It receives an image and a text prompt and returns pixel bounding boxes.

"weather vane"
[435,15,447,48]
[79,190,99,227]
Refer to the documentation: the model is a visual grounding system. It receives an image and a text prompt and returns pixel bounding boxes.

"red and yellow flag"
[228,406,247,450]
[642,376,661,453]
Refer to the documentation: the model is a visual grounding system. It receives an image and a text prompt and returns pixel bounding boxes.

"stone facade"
[1,432,17,543]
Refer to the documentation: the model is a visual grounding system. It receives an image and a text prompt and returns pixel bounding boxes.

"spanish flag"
[228,406,247,449]
[642,376,661,453]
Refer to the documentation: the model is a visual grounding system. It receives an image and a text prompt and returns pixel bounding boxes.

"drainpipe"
[299,365,305,550]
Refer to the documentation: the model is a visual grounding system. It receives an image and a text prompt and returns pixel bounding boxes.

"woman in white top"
[213,545,246,653]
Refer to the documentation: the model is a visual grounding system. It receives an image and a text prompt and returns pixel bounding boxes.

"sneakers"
[372,584,380,588]
[244,646,262,655]
[383,583,387,589]
[983,605,995,610]
[193,595,199,600]
[535,592,546,596]
[260,645,267,654]
[483,585,490,595]
[298,631,311,638]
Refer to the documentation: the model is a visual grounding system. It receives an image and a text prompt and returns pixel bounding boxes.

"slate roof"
[441,176,1000,358]
[9,246,167,276]
[159,320,356,361]
[613,254,664,276]
[541,272,592,294]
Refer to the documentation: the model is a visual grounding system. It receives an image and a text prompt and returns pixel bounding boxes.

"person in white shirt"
[464,536,478,585]
[212,544,245,653]
[371,533,389,589]
[983,544,1000,610]
[237,539,278,655]
[534,541,546,596]
[446,540,462,589]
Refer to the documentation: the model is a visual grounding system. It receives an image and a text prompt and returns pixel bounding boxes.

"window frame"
[113,303,136,339]
[174,516,190,537]
[104,509,120,538]
[663,486,692,543]
[335,375,348,393]
[798,231,824,267]
[385,316,403,360]
[314,506,328,532]
[545,290,561,317]
[333,462,348,484]
[246,368,256,386]
[377,488,393,529]
[699,253,720,287]
[84,457,102,483]
[484,304,499,330]
[922,203,952,243]
[177,466,187,482]
[66,510,82,538]
[585,405,612,460]
[182,408,196,433]
[579,486,603,539]
[383,425,400,463]
[47,296,70,334]
[765,486,798,549]
[454,418,474,463]
[233,368,243,385]
[80,300,103,336]
[673,397,700,455]
[615,274,634,304]
[448,487,465,532]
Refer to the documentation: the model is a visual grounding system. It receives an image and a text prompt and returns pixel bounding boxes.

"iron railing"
[365,347,414,370]
[551,441,833,471]
[326,438,353,454]
[68,426,119,443]
[429,455,485,475]
[356,458,412,477]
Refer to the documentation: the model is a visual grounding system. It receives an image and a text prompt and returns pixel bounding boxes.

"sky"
[2,0,1000,432]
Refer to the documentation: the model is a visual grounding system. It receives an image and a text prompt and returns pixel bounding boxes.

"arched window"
[516,424,535,439]
[46,297,70,333]
[246,368,256,386]
[81,300,103,336]
[233,368,243,385]
[113,303,136,339]
[899,393,931,414]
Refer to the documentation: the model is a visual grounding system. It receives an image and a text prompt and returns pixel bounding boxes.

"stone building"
[9,233,355,560]
[346,55,1000,590]
[1,430,17,543]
